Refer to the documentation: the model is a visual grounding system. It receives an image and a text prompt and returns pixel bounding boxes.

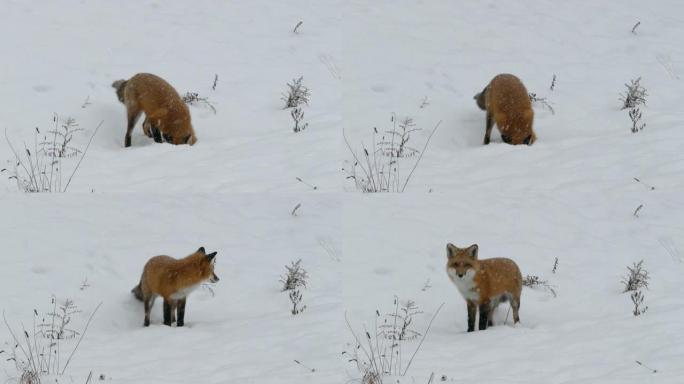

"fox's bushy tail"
[112,79,128,103]
[131,282,143,301]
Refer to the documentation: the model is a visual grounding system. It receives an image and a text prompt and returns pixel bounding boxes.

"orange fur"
[132,247,218,327]
[112,73,197,147]
[474,74,536,145]
[446,243,522,332]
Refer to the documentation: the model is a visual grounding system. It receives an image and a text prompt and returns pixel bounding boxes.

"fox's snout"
[210,273,220,283]
[457,272,465,278]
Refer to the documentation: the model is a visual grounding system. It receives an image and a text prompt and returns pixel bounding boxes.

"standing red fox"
[446,243,522,332]
[474,74,536,145]
[112,73,197,147]
[132,247,219,327]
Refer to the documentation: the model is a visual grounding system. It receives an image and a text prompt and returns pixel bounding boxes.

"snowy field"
[1,0,684,383]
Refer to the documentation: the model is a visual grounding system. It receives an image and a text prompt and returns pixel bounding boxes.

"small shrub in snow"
[631,290,648,316]
[622,260,649,292]
[522,275,557,297]
[1,297,101,382]
[343,299,443,383]
[552,257,559,274]
[281,76,310,109]
[377,115,421,158]
[619,77,647,110]
[290,106,308,133]
[379,298,423,341]
[281,77,310,132]
[280,259,308,291]
[289,289,306,315]
[549,74,557,91]
[343,118,441,193]
[528,92,555,115]
[181,91,217,114]
[629,107,646,133]
[2,115,101,193]
[631,21,641,35]
[37,298,82,341]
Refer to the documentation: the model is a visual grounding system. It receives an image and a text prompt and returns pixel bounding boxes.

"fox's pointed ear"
[466,244,478,259]
[446,243,458,259]
[198,247,206,254]
[206,252,217,262]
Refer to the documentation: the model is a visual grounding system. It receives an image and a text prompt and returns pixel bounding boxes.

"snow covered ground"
[1,0,684,383]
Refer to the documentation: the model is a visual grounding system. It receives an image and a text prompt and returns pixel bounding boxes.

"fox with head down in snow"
[131,247,219,327]
[446,243,522,332]
[474,73,536,145]
[112,73,197,147]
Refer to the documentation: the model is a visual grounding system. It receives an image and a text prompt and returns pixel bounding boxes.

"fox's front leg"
[142,118,153,138]
[170,300,178,324]
[478,302,490,330]
[466,300,476,332]
[176,298,187,327]
[163,299,173,326]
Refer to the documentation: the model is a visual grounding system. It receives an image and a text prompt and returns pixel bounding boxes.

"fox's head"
[194,246,220,283]
[446,243,480,281]
[162,117,197,145]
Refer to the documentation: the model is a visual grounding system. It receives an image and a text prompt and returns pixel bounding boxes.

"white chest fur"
[447,269,480,301]
[170,284,201,300]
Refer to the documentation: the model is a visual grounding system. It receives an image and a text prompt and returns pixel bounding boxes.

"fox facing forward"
[132,247,219,327]
[446,243,522,332]
[474,73,536,145]
[112,73,197,147]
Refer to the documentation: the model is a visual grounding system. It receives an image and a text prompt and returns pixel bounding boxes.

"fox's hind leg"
[125,105,142,148]
[143,295,156,327]
[176,298,187,327]
[511,296,521,324]
[483,111,494,145]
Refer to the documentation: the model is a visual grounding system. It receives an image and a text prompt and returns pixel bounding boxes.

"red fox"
[446,243,522,332]
[131,247,219,327]
[474,74,536,145]
[112,73,197,147]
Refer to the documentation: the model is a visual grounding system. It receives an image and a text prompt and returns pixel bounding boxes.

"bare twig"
[64,120,103,192]
[60,302,102,375]
[293,359,315,372]
[293,21,304,34]
[291,203,302,216]
[633,177,655,190]
[402,302,444,375]
[631,21,641,34]
[633,204,644,217]
[401,120,441,192]
[419,96,429,109]
[212,74,218,91]
[296,177,317,190]
[635,360,657,373]
[81,96,91,109]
